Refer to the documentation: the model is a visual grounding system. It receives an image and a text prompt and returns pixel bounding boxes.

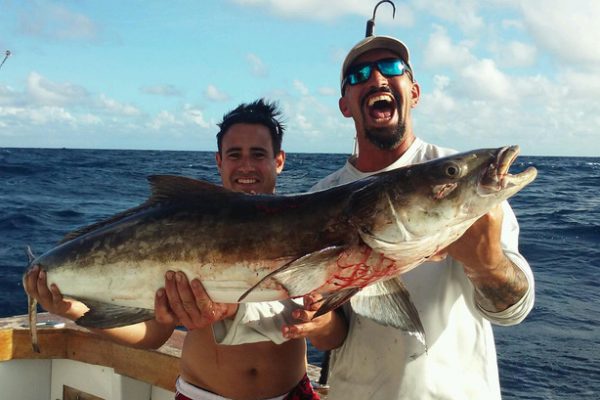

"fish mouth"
[479,145,537,195]
[362,88,397,125]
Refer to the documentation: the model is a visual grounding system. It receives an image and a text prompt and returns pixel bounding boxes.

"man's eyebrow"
[224,147,242,154]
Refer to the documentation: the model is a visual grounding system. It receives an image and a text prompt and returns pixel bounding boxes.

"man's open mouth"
[365,92,396,123]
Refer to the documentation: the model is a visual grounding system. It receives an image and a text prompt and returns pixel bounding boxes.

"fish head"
[414,145,538,220]
[358,145,537,254]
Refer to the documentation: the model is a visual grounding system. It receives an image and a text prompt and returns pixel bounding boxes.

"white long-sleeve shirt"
[312,138,535,400]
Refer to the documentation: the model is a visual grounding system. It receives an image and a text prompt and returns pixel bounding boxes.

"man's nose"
[238,157,255,171]
[368,67,388,86]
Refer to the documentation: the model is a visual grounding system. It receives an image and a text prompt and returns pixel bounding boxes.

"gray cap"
[340,35,412,92]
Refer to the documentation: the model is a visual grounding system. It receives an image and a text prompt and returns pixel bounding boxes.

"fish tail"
[28,295,40,353]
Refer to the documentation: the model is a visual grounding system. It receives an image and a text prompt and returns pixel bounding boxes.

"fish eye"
[444,162,461,178]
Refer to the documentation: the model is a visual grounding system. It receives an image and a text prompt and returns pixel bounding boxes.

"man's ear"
[275,150,286,174]
[410,81,421,108]
[339,96,352,118]
[215,152,222,172]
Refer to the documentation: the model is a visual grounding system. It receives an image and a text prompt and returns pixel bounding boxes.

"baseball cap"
[340,35,412,92]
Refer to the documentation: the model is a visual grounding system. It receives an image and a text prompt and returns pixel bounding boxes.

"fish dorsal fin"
[147,174,233,202]
[59,175,235,244]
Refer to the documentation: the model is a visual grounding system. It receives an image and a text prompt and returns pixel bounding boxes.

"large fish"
[24,145,536,352]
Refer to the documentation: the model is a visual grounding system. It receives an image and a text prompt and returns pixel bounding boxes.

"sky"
[1,0,599,157]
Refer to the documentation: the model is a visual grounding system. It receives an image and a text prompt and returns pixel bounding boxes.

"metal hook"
[366,0,396,37]
[0,50,11,71]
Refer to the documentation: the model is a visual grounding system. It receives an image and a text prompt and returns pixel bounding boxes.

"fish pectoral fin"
[238,246,345,302]
[313,288,360,318]
[351,278,427,348]
[26,246,37,263]
[75,299,154,329]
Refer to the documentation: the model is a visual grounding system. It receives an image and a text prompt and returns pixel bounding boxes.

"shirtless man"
[24,99,319,400]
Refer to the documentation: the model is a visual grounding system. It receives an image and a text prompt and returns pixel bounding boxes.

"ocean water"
[1,147,598,399]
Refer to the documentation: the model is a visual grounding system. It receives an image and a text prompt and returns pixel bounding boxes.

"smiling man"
[281,34,535,400]
[158,99,319,400]
[215,102,285,194]
[24,99,320,400]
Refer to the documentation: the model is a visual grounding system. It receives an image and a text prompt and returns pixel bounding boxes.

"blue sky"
[1,0,599,156]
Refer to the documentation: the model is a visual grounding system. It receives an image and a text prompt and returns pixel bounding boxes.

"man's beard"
[361,86,406,150]
[365,122,406,150]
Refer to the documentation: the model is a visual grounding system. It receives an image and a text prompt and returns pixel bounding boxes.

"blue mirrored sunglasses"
[342,58,410,91]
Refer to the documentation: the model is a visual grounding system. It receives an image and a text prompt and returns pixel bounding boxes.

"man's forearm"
[468,256,529,312]
[90,319,176,350]
[308,309,348,351]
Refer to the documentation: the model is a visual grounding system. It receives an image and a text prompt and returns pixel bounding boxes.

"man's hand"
[282,293,328,339]
[155,271,238,330]
[282,292,348,350]
[447,205,505,272]
[447,205,528,312]
[23,265,88,320]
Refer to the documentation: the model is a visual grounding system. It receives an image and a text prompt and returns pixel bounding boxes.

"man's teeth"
[237,178,257,184]
[367,94,393,107]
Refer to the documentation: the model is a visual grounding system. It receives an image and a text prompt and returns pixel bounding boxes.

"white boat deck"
[0,313,327,400]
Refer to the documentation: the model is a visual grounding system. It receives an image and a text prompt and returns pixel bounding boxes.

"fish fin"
[27,292,40,353]
[238,246,345,302]
[147,174,235,201]
[59,175,238,244]
[75,299,154,329]
[313,288,360,318]
[24,249,40,352]
[351,278,427,348]
[26,246,37,263]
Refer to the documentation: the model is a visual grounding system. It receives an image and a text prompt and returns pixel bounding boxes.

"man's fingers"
[301,292,324,312]
[24,265,39,295]
[175,272,199,312]
[49,283,64,305]
[283,321,318,339]
[164,271,194,327]
[154,288,177,325]
[293,308,315,322]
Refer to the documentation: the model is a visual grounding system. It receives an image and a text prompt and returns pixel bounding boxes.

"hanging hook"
[0,50,11,71]
[366,0,396,37]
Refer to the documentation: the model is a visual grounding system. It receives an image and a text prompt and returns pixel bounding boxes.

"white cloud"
[147,111,180,130]
[460,59,512,100]
[293,80,309,96]
[246,53,268,77]
[27,72,90,106]
[560,70,600,99]
[494,41,537,68]
[519,0,600,66]
[182,105,210,128]
[422,26,476,69]
[317,87,338,96]
[97,94,141,116]
[413,0,483,32]
[141,84,182,97]
[421,75,456,114]
[204,84,230,102]
[19,4,100,41]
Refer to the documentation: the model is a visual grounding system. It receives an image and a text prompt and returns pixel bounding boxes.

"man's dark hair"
[216,98,285,155]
